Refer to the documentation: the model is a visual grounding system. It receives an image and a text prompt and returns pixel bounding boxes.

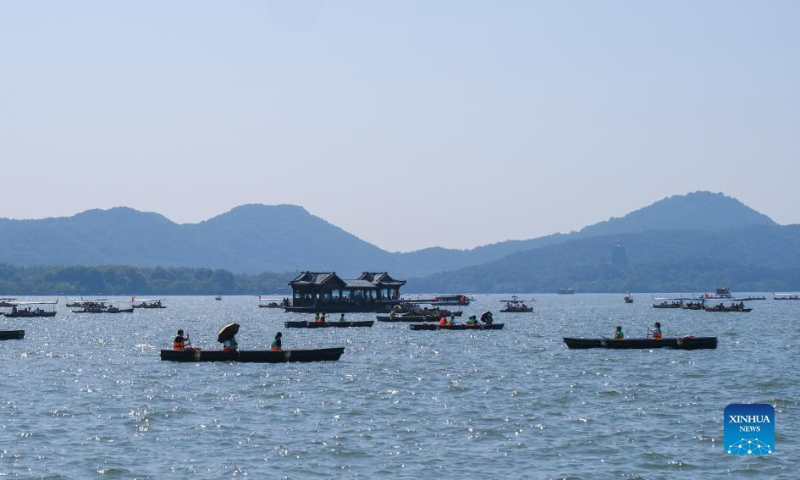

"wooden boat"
[132,301,166,309]
[3,308,56,318]
[652,302,682,309]
[704,305,752,312]
[160,347,345,363]
[376,313,463,322]
[107,306,134,313]
[500,295,533,312]
[680,303,704,310]
[73,306,134,313]
[774,293,800,300]
[0,330,25,340]
[409,323,504,331]
[563,337,717,350]
[429,294,470,306]
[624,294,633,304]
[285,320,374,328]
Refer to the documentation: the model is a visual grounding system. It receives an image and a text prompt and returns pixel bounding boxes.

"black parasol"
[217,322,240,343]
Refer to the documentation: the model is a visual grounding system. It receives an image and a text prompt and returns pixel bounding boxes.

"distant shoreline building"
[286,271,406,313]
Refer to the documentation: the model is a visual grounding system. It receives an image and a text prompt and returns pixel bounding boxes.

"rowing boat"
[160,347,345,363]
[285,321,373,328]
[376,313,462,322]
[409,323,504,331]
[704,306,752,312]
[0,330,25,340]
[563,337,717,350]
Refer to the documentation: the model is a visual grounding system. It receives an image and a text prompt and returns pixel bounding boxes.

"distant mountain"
[577,191,776,237]
[0,205,393,275]
[407,225,800,293]
[0,191,783,282]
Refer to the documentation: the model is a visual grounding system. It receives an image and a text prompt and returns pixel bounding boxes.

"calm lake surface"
[1,294,797,478]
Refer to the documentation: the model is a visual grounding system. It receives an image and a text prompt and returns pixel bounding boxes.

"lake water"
[1,294,797,478]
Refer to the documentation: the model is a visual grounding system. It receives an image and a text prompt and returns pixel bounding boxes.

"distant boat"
[258,296,289,308]
[131,297,166,309]
[557,288,575,295]
[704,301,752,312]
[500,295,533,312]
[410,323,505,331]
[430,294,470,306]
[624,293,633,304]
[215,296,222,301]
[2,300,58,318]
[285,320,374,328]
[0,330,25,340]
[680,302,704,310]
[652,300,681,309]
[715,286,732,297]
[774,293,800,300]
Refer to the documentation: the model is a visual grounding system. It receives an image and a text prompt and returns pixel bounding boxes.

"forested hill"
[0,192,781,280]
[407,225,800,293]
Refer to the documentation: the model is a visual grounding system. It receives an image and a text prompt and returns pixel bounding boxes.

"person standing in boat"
[223,335,238,352]
[173,329,188,350]
[271,332,282,351]
[650,322,662,339]
[614,326,624,340]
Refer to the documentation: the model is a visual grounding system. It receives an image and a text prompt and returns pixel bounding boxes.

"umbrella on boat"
[217,322,240,343]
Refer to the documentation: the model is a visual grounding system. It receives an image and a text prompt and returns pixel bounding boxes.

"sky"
[1,1,798,252]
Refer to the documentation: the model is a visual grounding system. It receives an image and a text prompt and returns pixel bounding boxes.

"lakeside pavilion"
[287,271,406,313]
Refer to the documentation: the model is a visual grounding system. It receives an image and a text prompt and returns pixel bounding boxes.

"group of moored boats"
[643,286,796,312]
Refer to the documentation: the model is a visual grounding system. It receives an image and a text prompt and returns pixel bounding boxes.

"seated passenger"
[614,326,624,340]
[271,332,282,351]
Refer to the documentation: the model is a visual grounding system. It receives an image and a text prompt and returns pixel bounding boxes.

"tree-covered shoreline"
[0,264,295,296]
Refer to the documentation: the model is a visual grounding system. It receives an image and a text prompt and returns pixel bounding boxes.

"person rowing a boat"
[614,326,624,340]
[173,329,189,350]
[271,332,282,351]
[480,311,493,326]
[650,322,662,340]
[466,315,478,327]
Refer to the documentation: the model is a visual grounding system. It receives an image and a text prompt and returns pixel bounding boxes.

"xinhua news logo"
[724,404,775,455]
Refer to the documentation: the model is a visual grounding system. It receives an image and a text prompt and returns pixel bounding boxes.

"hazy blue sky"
[1,1,798,252]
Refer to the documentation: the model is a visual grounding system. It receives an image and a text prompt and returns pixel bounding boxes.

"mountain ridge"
[0,191,782,279]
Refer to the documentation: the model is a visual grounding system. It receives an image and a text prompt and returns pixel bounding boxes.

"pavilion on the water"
[286,271,406,313]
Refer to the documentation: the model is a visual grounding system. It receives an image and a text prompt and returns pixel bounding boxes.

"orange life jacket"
[653,332,662,339]
[173,341,184,351]
[439,317,447,325]
[271,345,281,351]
